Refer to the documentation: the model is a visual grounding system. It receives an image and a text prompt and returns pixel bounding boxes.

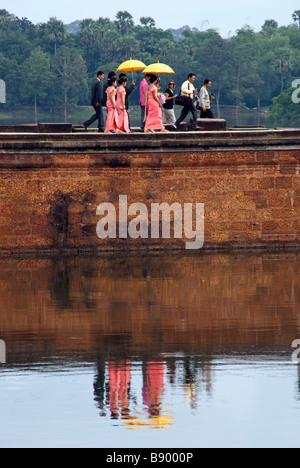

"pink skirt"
[117,107,130,133]
[145,101,164,131]
[105,107,119,132]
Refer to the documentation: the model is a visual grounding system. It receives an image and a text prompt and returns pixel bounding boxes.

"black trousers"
[200,108,214,119]
[84,105,105,131]
[175,100,198,128]
[140,106,146,130]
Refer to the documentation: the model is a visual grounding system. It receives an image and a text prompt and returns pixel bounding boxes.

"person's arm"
[164,90,176,101]
[181,81,193,98]
[143,91,149,121]
[140,80,148,105]
[109,90,116,108]
[153,87,161,105]
[96,81,102,107]
[126,83,135,96]
[199,88,206,110]
[121,89,126,109]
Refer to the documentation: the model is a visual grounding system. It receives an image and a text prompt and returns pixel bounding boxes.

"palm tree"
[115,11,134,35]
[44,17,67,55]
[79,19,97,54]
[292,10,300,27]
[140,17,156,28]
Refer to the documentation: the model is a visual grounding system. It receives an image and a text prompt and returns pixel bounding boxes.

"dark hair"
[188,73,195,79]
[108,77,117,86]
[108,71,116,79]
[204,79,211,85]
[145,73,152,78]
[118,77,127,85]
[149,74,158,84]
[97,71,104,77]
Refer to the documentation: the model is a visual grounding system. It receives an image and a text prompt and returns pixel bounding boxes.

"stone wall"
[0,129,300,254]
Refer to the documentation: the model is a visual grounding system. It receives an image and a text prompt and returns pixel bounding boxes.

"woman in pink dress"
[105,77,121,133]
[116,77,130,133]
[144,74,168,133]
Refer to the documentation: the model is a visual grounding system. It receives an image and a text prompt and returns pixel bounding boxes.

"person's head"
[149,74,158,85]
[108,71,116,81]
[204,79,212,88]
[145,73,152,82]
[119,73,127,80]
[118,76,127,87]
[97,71,104,80]
[108,76,117,87]
[188,73,196,83]
[168,79,175,89]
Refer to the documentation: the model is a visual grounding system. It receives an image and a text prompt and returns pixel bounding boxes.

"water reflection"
[93,354,214,429]
[1,252,300,444]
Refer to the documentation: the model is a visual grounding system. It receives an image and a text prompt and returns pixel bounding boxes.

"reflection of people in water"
[108,360,131,419]
[142,358,165,417]
[93,357,107,417]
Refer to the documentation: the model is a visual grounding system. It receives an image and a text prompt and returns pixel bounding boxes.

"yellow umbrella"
[142,61,175,74]
[117,58,147,81]
[117,58,147,72]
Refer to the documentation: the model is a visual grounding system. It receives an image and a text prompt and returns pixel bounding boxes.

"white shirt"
[199,86,210,108]
[181,80,195,98]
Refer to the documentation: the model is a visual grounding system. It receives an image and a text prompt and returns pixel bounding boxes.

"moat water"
[0,252,300,448]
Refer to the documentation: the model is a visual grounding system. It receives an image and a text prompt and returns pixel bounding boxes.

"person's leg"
[200,108,208,119]
[98,107,105,132]
[162,108,168,125]
[84,106,98,128]
[190,102,199,128]
[175,105,189,128]
[140,106,145,130]
[206,108,214,119]
[163,108,175,125]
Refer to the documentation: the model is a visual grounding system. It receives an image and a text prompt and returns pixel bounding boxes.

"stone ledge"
[0,128,299,154]
[0,123,73,133]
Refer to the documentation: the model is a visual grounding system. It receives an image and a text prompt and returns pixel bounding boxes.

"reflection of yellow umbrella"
[123,415,174,431]
[117,58,147,80]
[142,61,175,74]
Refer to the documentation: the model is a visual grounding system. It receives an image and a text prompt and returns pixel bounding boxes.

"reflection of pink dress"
[145,85,164,131]
[109,360,131,418]
[142,360,165,415]
[105,87,119,132]
[116,87,130,133]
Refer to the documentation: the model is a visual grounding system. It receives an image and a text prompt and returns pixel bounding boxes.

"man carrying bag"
[173,73,202,131]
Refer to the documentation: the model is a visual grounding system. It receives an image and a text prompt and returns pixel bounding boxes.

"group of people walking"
[84,70,215,134]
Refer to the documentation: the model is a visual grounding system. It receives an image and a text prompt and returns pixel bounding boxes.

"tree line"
[0,8,300,123]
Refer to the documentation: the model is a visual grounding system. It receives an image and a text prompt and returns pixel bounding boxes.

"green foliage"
[270,86,300,121]
[0,8,300,119]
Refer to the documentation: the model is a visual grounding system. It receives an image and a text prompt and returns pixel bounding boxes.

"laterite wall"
[0,129,300,254]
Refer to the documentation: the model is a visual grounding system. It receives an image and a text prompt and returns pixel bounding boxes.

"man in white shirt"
[199,79,215,119]
[174,73,202,131]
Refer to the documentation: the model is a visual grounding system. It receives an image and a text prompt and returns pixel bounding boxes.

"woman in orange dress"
[105,77,121,133]
[116,77,130,133]
[144,74,168,133]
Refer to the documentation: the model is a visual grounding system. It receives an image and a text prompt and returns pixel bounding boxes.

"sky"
[0,0,299,37]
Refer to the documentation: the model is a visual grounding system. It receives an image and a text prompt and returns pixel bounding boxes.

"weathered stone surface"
[0,123,73,133]
[0,130,299,254]
[0,124,39,133]
[166,119,227,132]
[38,123,73,133]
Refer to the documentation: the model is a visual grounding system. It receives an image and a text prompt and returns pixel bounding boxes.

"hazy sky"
[1,0,299,37]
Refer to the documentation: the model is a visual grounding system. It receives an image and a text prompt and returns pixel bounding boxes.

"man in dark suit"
[83,71,105,132]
